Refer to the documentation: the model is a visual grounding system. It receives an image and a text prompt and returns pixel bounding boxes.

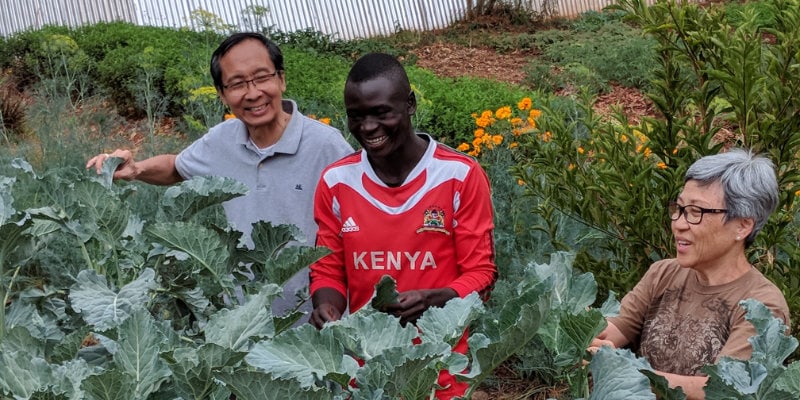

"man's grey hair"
[685,148,778,246]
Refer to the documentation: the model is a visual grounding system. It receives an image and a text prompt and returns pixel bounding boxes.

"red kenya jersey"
[310,137,496,312]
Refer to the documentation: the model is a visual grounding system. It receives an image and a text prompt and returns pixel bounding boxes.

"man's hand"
[310,288,347,329]
[383,288,457,326]
[85,149,138,180]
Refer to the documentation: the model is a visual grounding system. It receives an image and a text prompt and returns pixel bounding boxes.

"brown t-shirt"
[609,258,790,376]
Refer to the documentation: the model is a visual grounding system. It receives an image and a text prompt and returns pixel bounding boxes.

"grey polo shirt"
[175,99,354,245]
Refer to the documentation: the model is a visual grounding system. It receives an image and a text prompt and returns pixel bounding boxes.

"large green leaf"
[417,292,484,346]
[239,221,330,286]
[369,274,399,312]
[353,343,451,400]
[245,324,359,389]
[82,370,135,400]
[589,347,656,400]
[204,285,281,351]
[458,280,551,385]
[5,299,64,342]
[113,310,172,399]
[328,309,419,361]
[167,344,242,400]
[160,175,247,222]
[216,370,333,400]
[772,361,800,396]
[69,268,156,331]
[0,351,52,399]
[702,299,800,399]
[146,221,234,295]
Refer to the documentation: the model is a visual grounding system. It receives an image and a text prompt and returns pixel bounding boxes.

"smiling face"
[216,38,286,134]
[344,76,416,160]
[672,180,753,275]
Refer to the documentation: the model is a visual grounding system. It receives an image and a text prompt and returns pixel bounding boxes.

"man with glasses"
[589,148,789,400]
[86,32,353,320]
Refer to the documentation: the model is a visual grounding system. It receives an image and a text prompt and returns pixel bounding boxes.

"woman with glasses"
[589,148,789,400]
[86,32,353,320]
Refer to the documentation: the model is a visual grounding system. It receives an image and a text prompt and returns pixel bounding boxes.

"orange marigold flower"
[319,117,331,125]
[224,113,237,120]
[527,118,537,129]
[620,134,629,143]
[457,143,470,152]
[577,147,585,154]
[643,147,652,157]
[517,179,525,186]
[672,148,678,155]
[495,106,512,120]
[472,138,482,148]
[511,117,523,126]
[509,142,519,148]
[475,117,491,128]
[481,110,493,119]
[568,163,575,171]
[657,162,667,169]
[795,189,800,196]
[492,135,504,145]
[474,128,485,138]
[529,109,542,119]
[517,97,532,111]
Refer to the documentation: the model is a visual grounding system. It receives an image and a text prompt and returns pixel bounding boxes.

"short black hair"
[346,52,410,91]
[210,32,284,90]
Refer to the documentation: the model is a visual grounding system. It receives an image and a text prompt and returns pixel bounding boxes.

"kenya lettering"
[353,251,438,270]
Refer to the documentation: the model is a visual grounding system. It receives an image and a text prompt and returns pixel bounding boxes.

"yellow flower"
[517,97,532,111]
[657,162,667,169]
[495,106,512,120]
[568,163,575,171]
[795,189,800,196]
[224,113,237,120]
[517,179,525,185]
[577,147,585,154]
[643,147,652,157]
[620,134,629,143]
[457,143,470,152]
[492,135,504,145]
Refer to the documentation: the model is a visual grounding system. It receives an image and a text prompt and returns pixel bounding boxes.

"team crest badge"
[416,206,450,235]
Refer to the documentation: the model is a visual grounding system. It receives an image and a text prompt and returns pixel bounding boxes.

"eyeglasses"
[222,71,280,95]
[668,202,728,225]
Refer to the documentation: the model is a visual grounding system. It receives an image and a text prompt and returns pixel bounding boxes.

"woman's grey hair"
[685,148,778,247]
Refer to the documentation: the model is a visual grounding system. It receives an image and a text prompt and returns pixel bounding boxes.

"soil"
[411,41,656,123]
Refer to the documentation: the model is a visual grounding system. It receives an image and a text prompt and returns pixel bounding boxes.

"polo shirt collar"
[241,99,302,156]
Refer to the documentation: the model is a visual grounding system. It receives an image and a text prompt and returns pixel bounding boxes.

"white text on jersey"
[353,251,437,270]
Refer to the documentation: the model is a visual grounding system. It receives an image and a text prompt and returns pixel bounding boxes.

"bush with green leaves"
[524,10,659,93]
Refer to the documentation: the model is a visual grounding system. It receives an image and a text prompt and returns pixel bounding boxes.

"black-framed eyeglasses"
[668,202,728,225]
[223,71,280,95]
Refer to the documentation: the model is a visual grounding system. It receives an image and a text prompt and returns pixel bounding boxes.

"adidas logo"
[341,216,360,233]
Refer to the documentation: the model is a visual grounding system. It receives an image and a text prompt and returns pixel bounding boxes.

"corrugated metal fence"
[1,0,635,39]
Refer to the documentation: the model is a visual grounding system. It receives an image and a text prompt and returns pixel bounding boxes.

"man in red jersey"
[309,52,497,399]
